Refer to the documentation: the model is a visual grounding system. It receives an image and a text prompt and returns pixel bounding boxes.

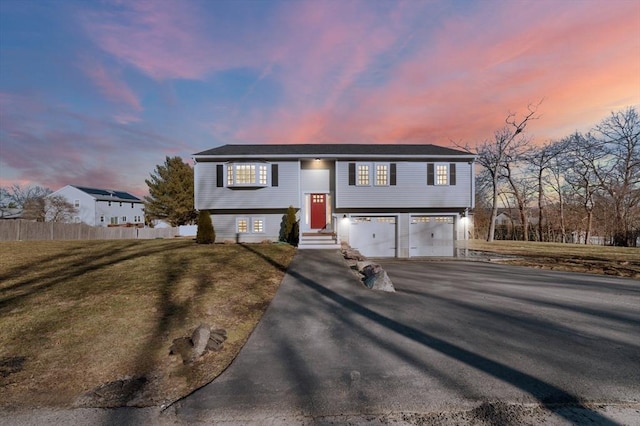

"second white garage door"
[349,216,397,257]
[410,216,454,257]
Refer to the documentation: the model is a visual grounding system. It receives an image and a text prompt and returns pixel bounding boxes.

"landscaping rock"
[170,325,228,362]
[343,248,365,261]
[356,260,375,271]
[206,328,227,352]
[361,264,395,292]
[191,324,211,359]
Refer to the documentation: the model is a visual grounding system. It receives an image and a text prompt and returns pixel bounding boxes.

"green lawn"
[0,239,296,408]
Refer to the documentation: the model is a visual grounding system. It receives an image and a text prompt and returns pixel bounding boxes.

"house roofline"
[193,154,476,162]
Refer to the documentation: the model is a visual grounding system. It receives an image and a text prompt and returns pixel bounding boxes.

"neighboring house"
[193,144,475,258]
[495,210,513,226]
[0,207,23,220]
[48,185,145,227]
[495,209,540,227]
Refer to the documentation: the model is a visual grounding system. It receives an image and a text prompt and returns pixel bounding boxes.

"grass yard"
[0,239,296,408]
[468,240,640,278]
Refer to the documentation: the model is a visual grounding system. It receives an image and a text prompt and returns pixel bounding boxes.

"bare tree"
[45,195,78,223]
[527,140,566,241]
[592,107,640,246]
[545,139,572,243]
[563,132,602,244]
[3,184,51,208]
[501,148,536,241]
[21,197,47,221]
[464,102,541,241]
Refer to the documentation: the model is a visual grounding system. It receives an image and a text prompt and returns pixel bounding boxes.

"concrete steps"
[298,233,341,250]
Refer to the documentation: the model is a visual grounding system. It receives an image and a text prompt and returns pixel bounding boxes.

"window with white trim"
[236,218,249,233]
[252,218,264,233]
[74,199,80,207]
[436,164,448,185]
[227,164,234,186]
[375,163,389,186]
[236,217,265,233]
[357,164,370,185]
[427,162,456,186]
[110,217,118,225]
[226,163,269,186]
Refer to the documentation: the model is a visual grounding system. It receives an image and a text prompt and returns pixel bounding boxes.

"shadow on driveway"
[173,249,639,424]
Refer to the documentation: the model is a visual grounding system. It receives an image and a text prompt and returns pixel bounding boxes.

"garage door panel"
[350,217,396,257]
[410,216,454,257]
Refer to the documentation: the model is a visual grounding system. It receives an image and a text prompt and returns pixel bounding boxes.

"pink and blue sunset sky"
[1,0,639,196]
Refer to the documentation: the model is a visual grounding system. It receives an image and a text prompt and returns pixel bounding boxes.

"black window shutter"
[390,163,397,186]
[216,165,224,187]
[427,163,434,185]
[271,164,279,187]
[450,163,456,185]
[348,163,356,186]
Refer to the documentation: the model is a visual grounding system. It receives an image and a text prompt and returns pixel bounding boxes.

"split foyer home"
[193,144,475,258]
[49,185,145,227]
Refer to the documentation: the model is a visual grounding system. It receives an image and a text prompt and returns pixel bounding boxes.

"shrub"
[196,210,215,244]
[280,206,299,246]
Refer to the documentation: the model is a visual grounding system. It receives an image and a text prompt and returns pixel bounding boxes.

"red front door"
[310,193,326,229]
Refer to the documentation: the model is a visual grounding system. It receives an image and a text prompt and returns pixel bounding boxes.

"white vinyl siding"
[336,161,473,209]
[195,161,299,210]
[209,213,284,243]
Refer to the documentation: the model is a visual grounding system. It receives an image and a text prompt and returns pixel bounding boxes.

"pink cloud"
[234,0,639,146]
[80,57,142,112]
[72,0,639,151]
[79,0,251,80]
[0,92,181,195]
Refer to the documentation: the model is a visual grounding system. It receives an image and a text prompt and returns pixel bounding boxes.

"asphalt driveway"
[173,250,640,425]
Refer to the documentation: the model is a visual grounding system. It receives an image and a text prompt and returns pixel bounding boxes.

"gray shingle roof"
[194,144,473,158]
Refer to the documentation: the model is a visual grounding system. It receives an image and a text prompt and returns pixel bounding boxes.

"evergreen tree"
[144,156,197,226]
[196,210,215,244]
[280,205,299,246]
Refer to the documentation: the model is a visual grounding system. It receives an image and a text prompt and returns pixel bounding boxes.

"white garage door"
[350,216,396,257]
[410,216,454,257]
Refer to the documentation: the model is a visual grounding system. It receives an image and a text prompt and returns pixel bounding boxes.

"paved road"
[171,250,640,425]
